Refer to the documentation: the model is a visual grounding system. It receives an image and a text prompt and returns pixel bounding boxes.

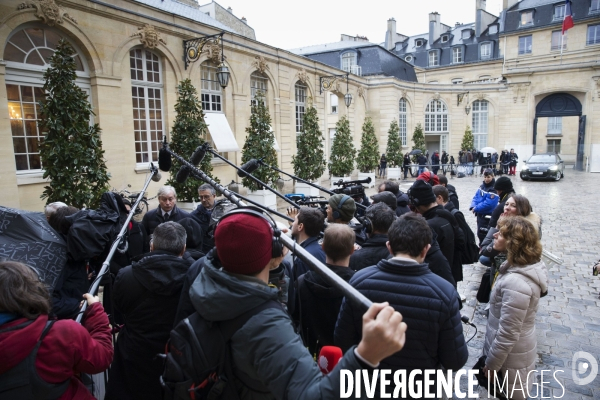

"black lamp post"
[183,31,230,89]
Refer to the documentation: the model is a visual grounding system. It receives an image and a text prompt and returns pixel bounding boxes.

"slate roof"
[133,0,234,32]
[504,0,600,33]
[289,40,375,56]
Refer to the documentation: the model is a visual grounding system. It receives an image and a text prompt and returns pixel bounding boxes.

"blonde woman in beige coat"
[483,216,548,400]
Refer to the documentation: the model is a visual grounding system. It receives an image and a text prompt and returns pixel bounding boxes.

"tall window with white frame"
[471,100,489,150]
[519,35,533,54]
[130,48,164,164]
[424,99,447,132]
[250,71,268,106]
[429,51,439,67]
[587,24,600,45]
[341,52,356,73]
[201,61,223,112]
[295,82,307,134]
[4,27,89,172]
[330,93,338,114]
[551,31,567,50]
[399,98,407,146]
[452,47,463,63]
[554,4,565,20]
[480,42,491,59]
[592,0,600,12]
[547,116,562,135]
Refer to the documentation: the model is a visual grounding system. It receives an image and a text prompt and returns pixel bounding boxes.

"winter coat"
[335,258,468,398]
[470,186,499,216]
[51,258,89,320]
[441,152,449,165]
[293,264,354,357]
[432,153,440,165]
[422,205,455,274]
[188,254,369,400]
[189,204,215,254]
[396,191,411,216]
[425,234,456,287]
[0,303,113,400]
[446,184,460,210]
[483,260,548,400]
[417,154,427,167]
[349,234,390,272]
[141,205,190,236]
[105,250,192,400]
[403,154,412,167]
[509,152,519,166]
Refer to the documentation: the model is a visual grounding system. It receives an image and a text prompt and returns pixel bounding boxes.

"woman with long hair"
[483,216,548,399]
[0,261,113,399]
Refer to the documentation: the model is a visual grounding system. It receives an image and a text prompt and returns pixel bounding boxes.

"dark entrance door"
[534,93,584,170]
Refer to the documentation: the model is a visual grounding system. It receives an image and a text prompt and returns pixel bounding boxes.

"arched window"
[201,61,222,112]
[399,98,407,146]
[424,99,448,132]
[130,48,164,164]
[4,26,89,172]
[295,82,307,134]
[250,71,268,106]
[472,100,489,149]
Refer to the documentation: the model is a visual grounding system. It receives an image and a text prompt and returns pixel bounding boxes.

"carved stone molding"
[205,41,223,63]
[297,69,309,84]
[476,93,486,101]
[18,0,77,26]
[131,24,166,49]
[400,89,408,99]
[433,92,441,101]
[357,86,366,98]
[252,56,270,74]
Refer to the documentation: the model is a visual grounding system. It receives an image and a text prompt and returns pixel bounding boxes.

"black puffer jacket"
[106,250,192,400]
[349,234,389,272]
[422,205,455,271]
[335,258,468,398]
[293,264,354,357]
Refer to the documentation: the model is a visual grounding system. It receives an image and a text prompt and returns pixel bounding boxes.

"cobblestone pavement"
[278,168,599,399]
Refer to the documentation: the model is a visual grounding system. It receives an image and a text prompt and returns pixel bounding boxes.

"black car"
[520,153,564,181]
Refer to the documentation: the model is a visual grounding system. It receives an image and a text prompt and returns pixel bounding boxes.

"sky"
[217,0,504,50]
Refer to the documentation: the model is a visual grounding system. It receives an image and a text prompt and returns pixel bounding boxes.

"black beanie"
[494,176,513,192]
[408,180,436,205]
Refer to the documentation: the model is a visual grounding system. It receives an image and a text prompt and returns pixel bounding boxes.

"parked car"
[520,153,564,181]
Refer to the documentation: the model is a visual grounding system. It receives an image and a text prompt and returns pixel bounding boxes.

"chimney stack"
[429,12,442,44]
[386,18,397,50]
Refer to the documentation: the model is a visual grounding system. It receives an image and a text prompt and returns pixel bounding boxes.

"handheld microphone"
[461,315,476,327]
[318,346,343,374]
[158,148,172,172]
[175,166,190,184]
[151,170,162,182]
[190,143,208,166]
[237,159,260,178]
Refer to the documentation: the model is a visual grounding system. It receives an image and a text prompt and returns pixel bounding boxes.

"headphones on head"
[215,206,284,258]
[332,195,351,220]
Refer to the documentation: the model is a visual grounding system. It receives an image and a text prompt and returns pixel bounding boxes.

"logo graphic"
[572,351,598,386]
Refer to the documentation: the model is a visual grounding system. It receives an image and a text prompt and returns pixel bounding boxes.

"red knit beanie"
[214,213,273,275]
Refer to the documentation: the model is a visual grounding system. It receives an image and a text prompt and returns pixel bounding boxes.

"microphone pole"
[207,150,301,210]
[76,163,160,323]
[254,159,368,211]
[165,143,373,311]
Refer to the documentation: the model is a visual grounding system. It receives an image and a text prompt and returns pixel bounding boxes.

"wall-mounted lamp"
[465,104,471,115]
[320,73,352,107]
[183,31,229,89]
[457,91,470,115]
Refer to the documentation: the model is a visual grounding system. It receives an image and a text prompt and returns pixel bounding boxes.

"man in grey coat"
[188,209,408,399]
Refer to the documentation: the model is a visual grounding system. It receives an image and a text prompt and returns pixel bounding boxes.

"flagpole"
[560,33,564,65]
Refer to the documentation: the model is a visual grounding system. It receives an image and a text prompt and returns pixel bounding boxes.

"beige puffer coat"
[483,260,548,400]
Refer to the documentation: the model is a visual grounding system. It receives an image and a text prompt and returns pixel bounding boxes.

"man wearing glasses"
[190,183,217,254]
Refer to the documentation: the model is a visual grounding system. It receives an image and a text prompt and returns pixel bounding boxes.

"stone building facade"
[1,0,599,211]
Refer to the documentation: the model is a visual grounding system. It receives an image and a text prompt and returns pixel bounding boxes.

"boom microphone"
[318,346,343,374]
[190,143,208,166]
[151,170,162,182]
[237,159,260,178]
[175,166,190,184]
[158,148,172,172]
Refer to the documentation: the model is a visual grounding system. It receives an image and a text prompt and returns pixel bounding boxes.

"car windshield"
[528,155,556,163]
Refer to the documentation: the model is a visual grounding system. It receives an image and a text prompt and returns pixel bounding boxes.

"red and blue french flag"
[562,0,574,34]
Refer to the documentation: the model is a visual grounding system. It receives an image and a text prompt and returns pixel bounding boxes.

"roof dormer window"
[441,35,449,43]
[520,10,534,26]
[461,30,471,40]
[416,39,424,47]
[405,55,413,62]
[488,25,498,35]
[554,4,565,20]
[592,0,600,13]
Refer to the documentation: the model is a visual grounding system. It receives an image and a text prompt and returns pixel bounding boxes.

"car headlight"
[549,165,558,171]
[521,165,529,171]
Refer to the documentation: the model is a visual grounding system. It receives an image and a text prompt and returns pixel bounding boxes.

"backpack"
[450,209,480,264]
[0,319,70,399]
[160,301,281,400]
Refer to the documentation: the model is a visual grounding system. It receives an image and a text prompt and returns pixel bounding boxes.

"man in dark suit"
[142,185,189,236]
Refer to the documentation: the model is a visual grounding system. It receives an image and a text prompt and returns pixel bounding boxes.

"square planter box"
[295,180,321,197]
[246,189,277,211]
[331,175,351,189]
[177,201,197,212]
[357,172,376,188]
[387,167,402,180]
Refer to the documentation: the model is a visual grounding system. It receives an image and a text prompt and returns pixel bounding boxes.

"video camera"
[331,177,371,197]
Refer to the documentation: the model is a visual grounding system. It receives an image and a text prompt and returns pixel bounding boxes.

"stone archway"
[533,93,584,170]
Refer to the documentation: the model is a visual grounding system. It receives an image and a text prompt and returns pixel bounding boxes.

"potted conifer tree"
[39,39,110,209]
[385,119,404,180]
[328,115,355,188]
[356,117,378,188]
[292,101,325,196]
[461,125,475,151]
[241,92,279,210]
[166,79,217,210]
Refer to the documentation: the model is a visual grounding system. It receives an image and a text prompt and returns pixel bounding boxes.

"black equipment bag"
[161,300,281,400]
[450,209,480,264]
[476,270,492,303]
[0,320,70,400]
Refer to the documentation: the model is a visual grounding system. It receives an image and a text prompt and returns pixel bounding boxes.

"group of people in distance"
[0,167,547,400]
